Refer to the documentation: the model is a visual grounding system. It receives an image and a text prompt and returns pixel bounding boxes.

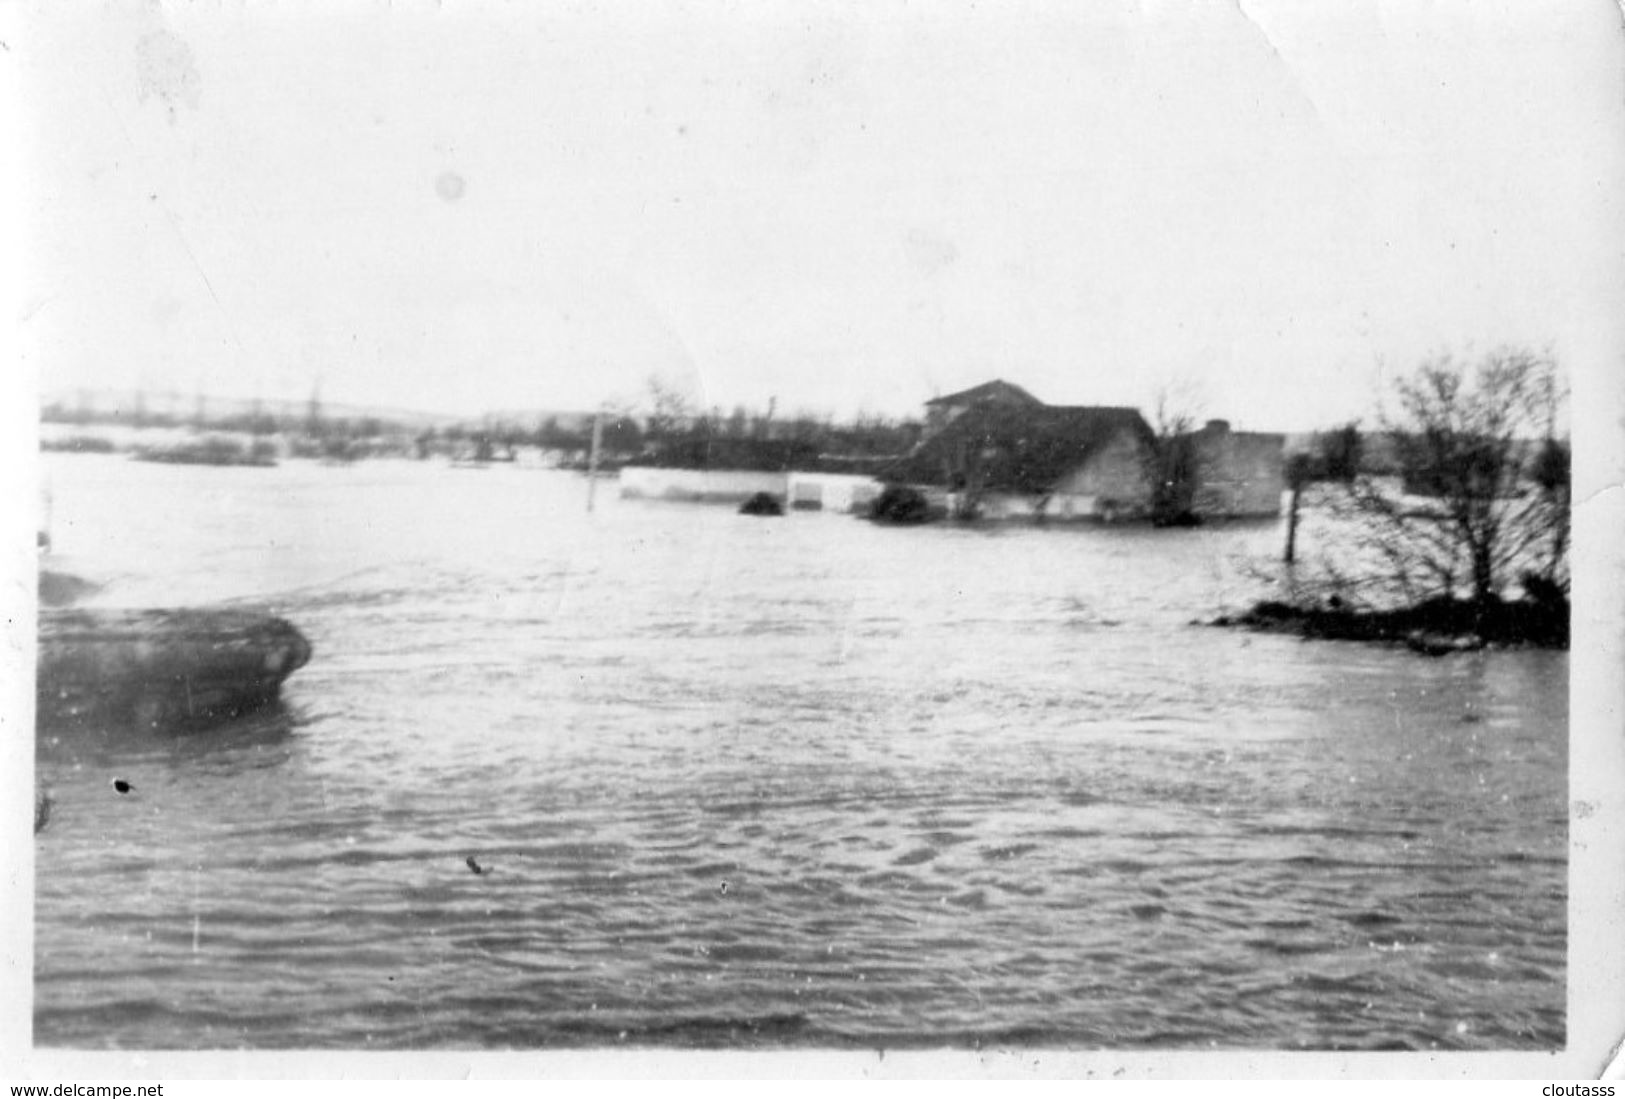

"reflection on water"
[41,700,303,772]
[34,455,1566,1050]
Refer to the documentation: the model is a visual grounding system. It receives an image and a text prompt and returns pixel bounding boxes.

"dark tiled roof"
[882,403,1152,491]
[923,379,1042,407]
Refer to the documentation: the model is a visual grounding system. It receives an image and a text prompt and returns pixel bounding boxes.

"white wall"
[973,491,1136,521]
[618,467,788,502]
[786,472,883,513]
[619,467,889,511]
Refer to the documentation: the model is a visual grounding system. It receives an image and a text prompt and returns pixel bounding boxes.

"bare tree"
[1144,383,1205,527]
[1322,347,1567,608]
[643,375,695,444]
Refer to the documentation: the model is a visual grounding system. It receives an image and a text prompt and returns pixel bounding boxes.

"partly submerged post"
[1284,485,1301,563]
[1283,454,1311,564]
[586,412,604,513]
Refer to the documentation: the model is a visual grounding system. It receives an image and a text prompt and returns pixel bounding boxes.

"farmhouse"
[886,379,1285,521]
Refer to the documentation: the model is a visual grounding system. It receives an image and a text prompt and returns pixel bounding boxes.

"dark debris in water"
[1243,937,1336,957]
[1340,911,1402,928]
[1211,593,1568,652]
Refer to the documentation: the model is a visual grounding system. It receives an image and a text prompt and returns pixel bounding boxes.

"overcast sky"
[16,0,1625,431]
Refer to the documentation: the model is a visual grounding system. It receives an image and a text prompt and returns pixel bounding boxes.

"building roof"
[883,402,1152,491]
[923,379,1043,408]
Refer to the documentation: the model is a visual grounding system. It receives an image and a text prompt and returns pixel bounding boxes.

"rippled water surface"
[35,455,1567,1050]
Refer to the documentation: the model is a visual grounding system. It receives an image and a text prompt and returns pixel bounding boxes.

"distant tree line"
[41,396,408,445]
[42,378,926,472]
[615,376,923,472]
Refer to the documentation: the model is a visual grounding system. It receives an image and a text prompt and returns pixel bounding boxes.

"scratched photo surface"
[22,0,1607,1061]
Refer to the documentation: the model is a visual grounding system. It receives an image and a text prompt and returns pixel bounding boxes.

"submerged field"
[34,455,1566,1050]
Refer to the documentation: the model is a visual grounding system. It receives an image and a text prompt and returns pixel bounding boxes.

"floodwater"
[33,454,1567,1051]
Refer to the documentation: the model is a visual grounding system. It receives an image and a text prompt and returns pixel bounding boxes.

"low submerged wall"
[619,467,884,512]
[619,467,788,503]
[946,491,1144,522]
[786,473,883,514]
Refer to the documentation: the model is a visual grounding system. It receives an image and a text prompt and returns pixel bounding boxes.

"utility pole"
[586,413,604,513]
[306,381,323,440]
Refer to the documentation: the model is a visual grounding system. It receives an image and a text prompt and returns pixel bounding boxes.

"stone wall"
[1050,427,1154,515]
[1193,425,1286,517]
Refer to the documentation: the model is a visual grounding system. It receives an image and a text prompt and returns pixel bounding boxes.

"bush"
[738,492,784,517]
[869,485,933,524]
